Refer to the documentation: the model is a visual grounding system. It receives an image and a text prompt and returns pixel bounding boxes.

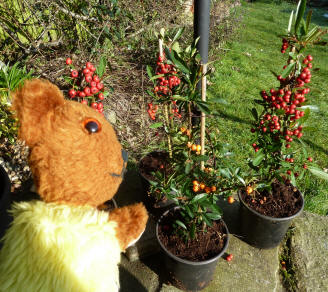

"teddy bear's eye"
[83,118,102,134]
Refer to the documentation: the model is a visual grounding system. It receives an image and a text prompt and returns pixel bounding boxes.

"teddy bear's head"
[12,79,127,207]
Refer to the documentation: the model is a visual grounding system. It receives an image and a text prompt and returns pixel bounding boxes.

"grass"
[208,0,328,215]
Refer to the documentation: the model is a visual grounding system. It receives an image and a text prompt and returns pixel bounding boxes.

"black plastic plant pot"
[156,207,229,291]
[238,190,304,249]
[0,165,12,246]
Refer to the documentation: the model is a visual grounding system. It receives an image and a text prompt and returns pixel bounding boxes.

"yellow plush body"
[0,200,121,292]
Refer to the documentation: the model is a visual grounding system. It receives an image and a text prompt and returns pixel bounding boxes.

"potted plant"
[139,28,217,216]
[239,0,328,249]
[154,132,238,291]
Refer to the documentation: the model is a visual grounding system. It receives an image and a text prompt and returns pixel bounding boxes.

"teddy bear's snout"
[109,149,128,178]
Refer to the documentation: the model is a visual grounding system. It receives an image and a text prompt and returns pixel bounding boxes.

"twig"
[53,3,98,22]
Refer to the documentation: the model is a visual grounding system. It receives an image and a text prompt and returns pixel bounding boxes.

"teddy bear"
[0,79,148,292]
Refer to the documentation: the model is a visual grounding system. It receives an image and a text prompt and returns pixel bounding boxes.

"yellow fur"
[0,201,121,292]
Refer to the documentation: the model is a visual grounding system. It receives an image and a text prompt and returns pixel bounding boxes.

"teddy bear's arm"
[108,203,148,251]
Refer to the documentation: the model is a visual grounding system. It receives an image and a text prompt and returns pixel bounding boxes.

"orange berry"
[186,130,191,136]
[246,186,253,194]
[192,180,199,186]
[196,145,201,152]
[187,142,192,148]
[191,144,197,151]
[211,186,217,192]
[227,196,235,204]
[199,183,206,190]
[193,185,200,192]
[180,127,186,133]
[205,187,211,194]
[196,151,201,155]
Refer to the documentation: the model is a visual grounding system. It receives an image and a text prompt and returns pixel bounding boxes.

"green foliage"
[247,0,328,189]
[0,102,18,144]
[0,61,33,102]
[0,61,33,144]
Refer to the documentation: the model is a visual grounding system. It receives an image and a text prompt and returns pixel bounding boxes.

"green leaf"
[281,63,295,79]
[184,205,194,218]
[201,214,213,227]
[206,213,221,220]
[190,223,196,239]
[192,155,209,162]
[149,122,163,129]
[305,10,312,34]
[150,74,165,81]
[210,98,228,105]
[219,168,231,179]
[96,56,107,78]
[196,101,210,115]
[236,175,246,186]
[191,193,207,203]
[165,47,190,74]
[288,10,294,33]
[295,0,306,34]
[250,107,258,121]
[172,27,185,44]
[308,166,328,181]
[185,161,192,174]
[146,65,153,79]
[175,219,187,230]
[291,172,297,187]
[252,150,265,167]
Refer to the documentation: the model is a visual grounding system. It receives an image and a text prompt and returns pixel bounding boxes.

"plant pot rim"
[0,165,11,204]
[156,206,229,266]
[238,188,304,222]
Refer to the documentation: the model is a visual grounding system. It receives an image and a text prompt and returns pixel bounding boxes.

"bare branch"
[53,2,98,22]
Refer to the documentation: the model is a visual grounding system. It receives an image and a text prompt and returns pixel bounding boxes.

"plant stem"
[163,103,172,158]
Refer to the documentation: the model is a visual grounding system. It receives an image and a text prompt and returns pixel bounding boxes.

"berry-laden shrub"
[64,57,109,114]
[248,0,328,189]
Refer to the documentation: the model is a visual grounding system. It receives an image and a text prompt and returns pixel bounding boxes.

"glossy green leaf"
[295,0,306,34]
[146,65,153,79]
[305,10,312,34]
[206,213,221,220]
[308,166,328,181]
[96,56,107,77]
[185,161,192,174]
[281,63,295,78]
[252,151,265,167]
[191,193,207,203]
[175,220,187,230]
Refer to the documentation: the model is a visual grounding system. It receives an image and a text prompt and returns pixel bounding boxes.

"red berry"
[91,102,98,109]
[97,82,104,90]
[68,89,76,98]
[83,68,90,75]
[91,87,98,94]
[251,128,256,133]
[81,100,88,105]
[303,164,308,169]
[226,254,233,262]
[66,58,72,65]
[85,75,92,83]
[71,70,78,78]
[287,170,292,175]
[93,75,100,83]
[79,91,86,98]
[307,157,313,162]
[286,144,291,149]
[84,87,91,96]
[98,93,104,100]
[86,62,93,69]
[97,102,103,110]
[307,63,313,69]
[307,55,313,61]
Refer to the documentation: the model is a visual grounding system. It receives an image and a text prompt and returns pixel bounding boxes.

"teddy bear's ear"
[12,79,65,147]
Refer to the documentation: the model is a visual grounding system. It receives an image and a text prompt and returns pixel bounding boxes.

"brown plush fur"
[12,78,148,248]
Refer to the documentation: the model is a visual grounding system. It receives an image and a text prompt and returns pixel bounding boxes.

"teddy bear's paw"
[108,203,148,251]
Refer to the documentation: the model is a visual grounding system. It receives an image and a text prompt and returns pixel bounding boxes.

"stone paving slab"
[290,212,328,292]
[119,232,283,292]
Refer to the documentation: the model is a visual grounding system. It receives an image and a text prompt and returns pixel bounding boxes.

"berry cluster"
[192,180,216,194]
[280,38,289,53]
[65,58,105,114]
[154,55,181,96]
[147,103,158,120]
